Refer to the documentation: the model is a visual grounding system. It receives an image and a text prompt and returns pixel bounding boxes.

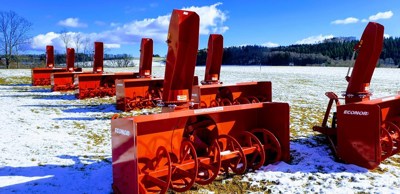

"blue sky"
[2,0,399,56]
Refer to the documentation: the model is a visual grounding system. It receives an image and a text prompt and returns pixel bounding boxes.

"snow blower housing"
[313,22,400,169]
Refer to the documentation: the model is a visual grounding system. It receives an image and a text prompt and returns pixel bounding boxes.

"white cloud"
[30,32,92,52]
[331,17,359,25]
[295,34,334,45]
[332,11,393,24]
[58,18,87,28]
[110,22,121,27]
[30,3,229,52]
[92,3,228,44]
[384,33,391,38]
[262,42,279,47]
[94,21,106,26]
[106,15,171,43]
[104,43,121,49]
[150,3,158,7]
[369,11,393,21]
[183,2,229,34]
[30,32,62,50]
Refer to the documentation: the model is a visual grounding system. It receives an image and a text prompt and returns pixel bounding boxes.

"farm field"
[1,66,400,193]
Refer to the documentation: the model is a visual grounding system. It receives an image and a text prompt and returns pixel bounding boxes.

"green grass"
[86,129,107,147]
[153,57,166,62]
[0,76,31,85]
[72,121,86,130]
[80,96,116,105]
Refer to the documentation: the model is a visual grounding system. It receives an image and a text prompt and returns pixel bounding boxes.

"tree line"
[197,37,400,67]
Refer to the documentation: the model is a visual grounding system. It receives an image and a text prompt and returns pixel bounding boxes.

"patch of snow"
[0,66,399,193]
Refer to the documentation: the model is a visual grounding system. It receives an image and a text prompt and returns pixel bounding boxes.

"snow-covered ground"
[0,66,399,193]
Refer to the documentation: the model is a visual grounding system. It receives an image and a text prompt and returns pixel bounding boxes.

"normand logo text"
[115,128,131,136]
[343,110,369,116]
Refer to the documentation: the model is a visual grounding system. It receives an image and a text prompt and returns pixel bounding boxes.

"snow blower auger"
[32,45,82,86]
[74,40,153,99]
[111,9,290,194]
[313,22,400,169]
[192,81,272,108]
[192,34,272,109]
[112,102,290,194]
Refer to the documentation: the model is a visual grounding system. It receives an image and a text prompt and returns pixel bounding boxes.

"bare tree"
[82,37,92,67]
[108,54,133,67]
[59,28,72,52]
[73,33,82,52]
[73,33,82,67]
[0,10,32,69]
[121,54,134,67]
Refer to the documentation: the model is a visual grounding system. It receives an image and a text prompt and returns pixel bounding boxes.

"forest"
[197,37,400,67]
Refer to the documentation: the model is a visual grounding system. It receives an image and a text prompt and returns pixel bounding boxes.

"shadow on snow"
[0,155,113,193]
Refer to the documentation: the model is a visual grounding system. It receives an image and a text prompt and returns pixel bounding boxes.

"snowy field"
[0,66,400,193]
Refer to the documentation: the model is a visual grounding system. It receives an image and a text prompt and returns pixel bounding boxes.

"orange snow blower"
[51,48,83,91]
[313,22,400,169]
[74,39,153,99]
[192,34,272,108]
[115,37,166,111]
[111,9,290,194]
[31,45,82,86]
[115,33,224,111]
[116,33,272,112]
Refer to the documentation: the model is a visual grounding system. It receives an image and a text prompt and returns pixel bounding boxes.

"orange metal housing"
[46,45,55,68]
[336,95,400,169]
[32,45,82,86]
[74,39,154,98]
[93,41,104,73]
[115,78,164,111]
[115,76,200,112]
[51,48,85,91]
[192,81,272,108]
[111,102,290,194]
[162,10,199,105]
[139,38,153,78]
[202,34,224,85]
[75,72,140,99]
[66,48,76,72]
